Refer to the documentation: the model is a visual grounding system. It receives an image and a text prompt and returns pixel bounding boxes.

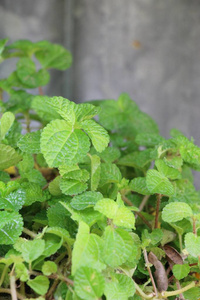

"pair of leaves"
[39,97,109,167]
[94,196,135,229]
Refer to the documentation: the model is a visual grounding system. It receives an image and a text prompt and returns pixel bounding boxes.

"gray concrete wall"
[1,0,200,184]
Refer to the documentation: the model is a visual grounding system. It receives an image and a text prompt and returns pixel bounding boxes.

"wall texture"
[1,1,200,184]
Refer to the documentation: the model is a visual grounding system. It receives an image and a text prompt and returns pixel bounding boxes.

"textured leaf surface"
[162,202,193,223]
[0,211,23,244]
[99,163,122,186]
[118,149,153,170]
[31,96,61,123]
[95,198,135,229]
[17,58,50,88]
[18,130,41,154]
[0,112,15,140]
[41,119,90,167]
[98,147,121,163]
[0,144,22,170]
[35,43,72,70]
[81,119,109,152]
[135,133,164,147]
[0,189,26,211]
[89,154,101,191]
[72,222,105,275]
[155,159,181,180]
[104,273,135,300]
[74,267,105,300]
[14,238,45,262]
[146,169,174,196]
[71,191,103,210]
[172,264,190,280]
[102,226,133,267]
[60,178,88,195]
[129,177,151,195]
[42,261,57,276]
[185,232,200,257]
[27,276,49,295]
[48,176,62,196]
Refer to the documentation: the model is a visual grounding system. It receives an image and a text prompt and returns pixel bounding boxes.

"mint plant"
[0,38,200,300]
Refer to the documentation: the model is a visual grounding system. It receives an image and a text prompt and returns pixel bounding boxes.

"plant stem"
[0,264,9,287]
[192,216,197,235]
[23,227,37,238]
[139,195,150,212]
[143,248,158,297]
[38,86,43,95]
[178,233,183,252]
[10,275,18,300]
[0,288,25,300]
[134,281,154,299]
[24,112,30,133]
[154,194,162,229]
[176,280,185,300]
[161,281,196,297]
[46,278,59,300]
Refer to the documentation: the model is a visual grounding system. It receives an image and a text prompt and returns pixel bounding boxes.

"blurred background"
[1,0,200,183]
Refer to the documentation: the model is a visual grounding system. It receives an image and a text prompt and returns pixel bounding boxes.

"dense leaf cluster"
[0,39,199,300]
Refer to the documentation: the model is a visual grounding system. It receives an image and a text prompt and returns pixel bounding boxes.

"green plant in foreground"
[0,38,199,300]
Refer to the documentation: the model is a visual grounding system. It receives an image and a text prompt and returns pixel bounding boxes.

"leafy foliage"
[0,38,199,300]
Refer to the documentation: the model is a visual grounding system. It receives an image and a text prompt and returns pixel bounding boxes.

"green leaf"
[60,178,88,196]
[43,96,77,125]
[81,119,109,152]
[72,222,105,275]
[98,147,121,163]
[41,119,90,167]
[102,226,133,267]
[99,163,122,186]
[74,267,105,300]
[185,232,200,257]
[94,198,135,229]
[178,136,200,166]
[0,189,26,211]
[0,211,23,244]
[17,130,41,154]
[0,38,8,56]
[47,203,77,236]
[14,238,45,262]
[27,276,49,295]
[0,112,15,140]
[172,264,190,280]
[0,171,10,183]
[75,103,101,122]
[135,133,164,147]
[61,202,103,227]
[163,156,183,169]
[21,182,47,205]
[21,169,46,187]
[35,42,72,70]
[16,58,50,88]
[49,176,62,196]
[46,227,74,245]
[146,169,174,196]
[71,191,103,210]
[18,153,34,173]
[4,120,22,148]
[0,144,22,170]
[104,273,135,300]
[59,165,89,182]
[162,202,193,223]
[118,149,153,170]
[129,177,151,195]
[42,234,63,257]
[155,159,181,180]
[15,263,29,282]
[89,154,101,191]
[31,95,61,123]
[42,261,57,275]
